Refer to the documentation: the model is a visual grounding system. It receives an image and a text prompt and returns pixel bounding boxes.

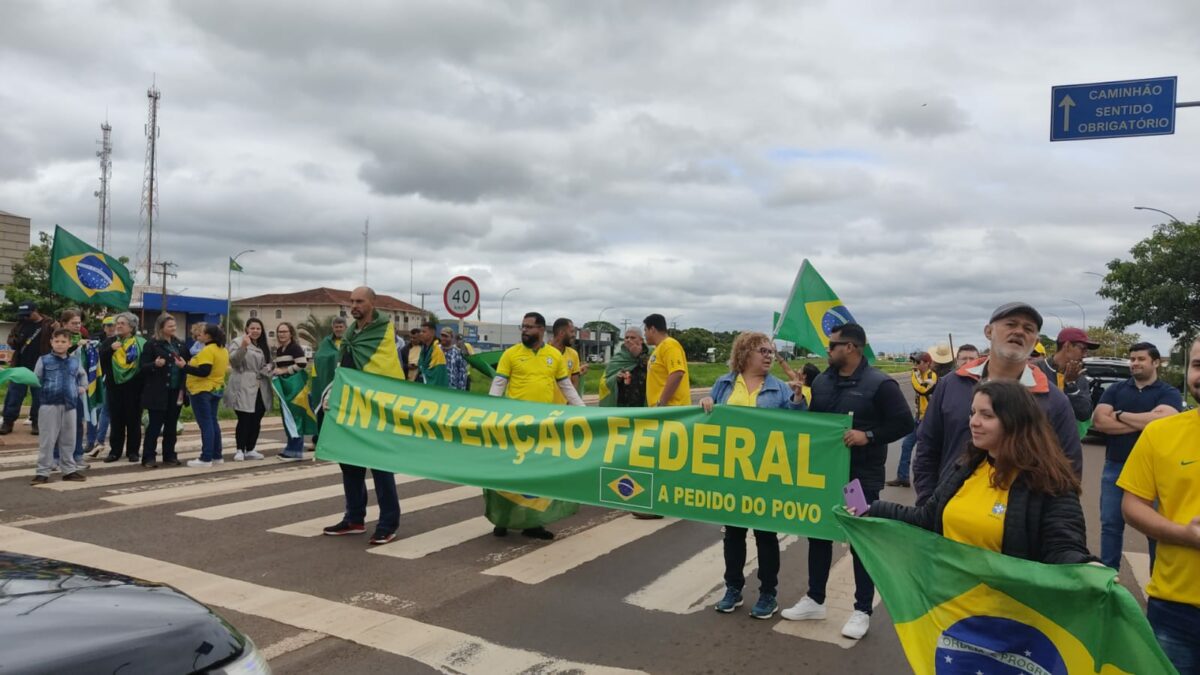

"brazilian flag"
[272,371,318,439]
[48,226,133,310]
[465,349,502,379]
[83,341,105,424]
[772,259,875,363]
[0,367,39,388]
[835,510,1174,675]
[484,490,579,530]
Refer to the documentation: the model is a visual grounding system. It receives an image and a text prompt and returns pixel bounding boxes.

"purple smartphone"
[843,479,869,516]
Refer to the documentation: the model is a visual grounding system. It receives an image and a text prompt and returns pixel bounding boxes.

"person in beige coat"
[225,317,273,461]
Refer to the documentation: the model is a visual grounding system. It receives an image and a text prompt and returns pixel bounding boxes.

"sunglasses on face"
[828,340,853,350]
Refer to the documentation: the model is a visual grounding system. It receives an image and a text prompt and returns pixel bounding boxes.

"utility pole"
[416,291,432,312]
[139,80,161,286]
[153,260,177,314]
[94,119,112,250]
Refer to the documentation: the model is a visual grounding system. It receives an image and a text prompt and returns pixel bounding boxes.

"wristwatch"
[864,430,876,443]
[1115,411,1124,423]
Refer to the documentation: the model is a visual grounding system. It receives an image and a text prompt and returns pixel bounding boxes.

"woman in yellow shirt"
[700,332,807,620]
[867,380,1095,565]
[173,324,229,467]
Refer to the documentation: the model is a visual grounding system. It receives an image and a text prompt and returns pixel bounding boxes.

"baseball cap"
[1031,342,1047,357]
[16,301,36,317]
[989,302,1043,330]
[102,316,115,326]
[1057,327,1100,349]
[439,327,454,336]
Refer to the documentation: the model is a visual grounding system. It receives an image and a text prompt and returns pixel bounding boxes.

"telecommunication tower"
[94,120,112,249]
[138,81,161,285]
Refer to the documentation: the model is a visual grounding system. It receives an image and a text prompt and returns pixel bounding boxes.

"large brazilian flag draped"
[0,367,39,388]
[835,510,1175,675]
[773,259,876,363]
[49,225,133,310]
[341,310,405,379]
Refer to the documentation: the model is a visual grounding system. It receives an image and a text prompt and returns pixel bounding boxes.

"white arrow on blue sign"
[1050,76,1177,141]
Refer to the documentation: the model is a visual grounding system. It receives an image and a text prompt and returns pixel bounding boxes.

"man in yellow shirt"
[643,313,690,408]
[549,318,582,404]
[1118,336,1200,673]
[887,352,937,488]
[488,311,584,539]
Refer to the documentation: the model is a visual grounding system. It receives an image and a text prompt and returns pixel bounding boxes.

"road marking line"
[39,444,293,491]
[179,482,362,521]
[369,516,495,560]
[482,515,677,585]
[259,630,327,661]
[268,485,478,537]
[1122,551,1151,597]
[0,526,641,674]
[772,550,881,649]
[0,438,287,480]
[624,532,798,614]
[103,463,344,506]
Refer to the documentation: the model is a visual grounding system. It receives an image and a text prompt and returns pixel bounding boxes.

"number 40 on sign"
[444,276,480,319]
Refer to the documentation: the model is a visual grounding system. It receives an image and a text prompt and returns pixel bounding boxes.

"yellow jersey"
[647,337,690,407]
[911,369,937,419]
[497,342,568,404]
[1118,411,1200,606]
[942,460,1009,553]
[186,343,229,395]
[552,346,583,404]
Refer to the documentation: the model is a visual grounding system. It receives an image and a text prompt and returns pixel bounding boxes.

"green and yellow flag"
[49,226,133,310]
[272,371,318,438]
[773,260,875,362]
[835,510,1175,675]
[110,336,146,385]
[340,310,404,379]
[418,342,449,387]
[0,367,40,388]
[464,349,501,379]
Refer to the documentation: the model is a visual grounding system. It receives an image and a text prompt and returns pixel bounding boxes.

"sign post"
[1050,76,1178,141]
[443,275,480,340]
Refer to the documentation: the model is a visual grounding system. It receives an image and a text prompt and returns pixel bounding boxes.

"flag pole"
[227,250,254,335]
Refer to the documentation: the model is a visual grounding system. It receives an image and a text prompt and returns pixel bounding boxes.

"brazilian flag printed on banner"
[48,226,133,310]
[272,371,318,439]
[772,259,875,363]
[835,510,1175,675]
[484,489,579,530]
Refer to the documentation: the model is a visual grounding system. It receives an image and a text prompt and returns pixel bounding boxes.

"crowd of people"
[5,292,1197,671]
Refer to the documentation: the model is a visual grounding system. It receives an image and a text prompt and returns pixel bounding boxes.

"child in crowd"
[31,329,88,485]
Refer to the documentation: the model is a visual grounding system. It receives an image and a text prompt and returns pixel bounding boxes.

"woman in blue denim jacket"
[699,331,806,620]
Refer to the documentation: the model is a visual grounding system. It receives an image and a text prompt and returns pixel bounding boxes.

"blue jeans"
[87,404,109,447]
[1100,460,1126,569]
[191,392,223,462]
[895,417,919,481]
[340,463,400,534]
[3,382,39,425]
[1148,598,1200,675]
[282,435,304,458]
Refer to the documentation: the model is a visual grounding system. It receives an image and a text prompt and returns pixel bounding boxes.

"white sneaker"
[781,596,827,621]
[841,610,870,639]
[244,450,265,460]
[233,451,245,461]
[187,459,212,468]
[277,455,303,462]
[212,458,224,465]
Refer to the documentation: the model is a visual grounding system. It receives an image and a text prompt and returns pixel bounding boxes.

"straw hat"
[928,343,954,364]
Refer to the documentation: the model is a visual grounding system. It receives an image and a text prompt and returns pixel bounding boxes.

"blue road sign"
[1050,76,1177,141]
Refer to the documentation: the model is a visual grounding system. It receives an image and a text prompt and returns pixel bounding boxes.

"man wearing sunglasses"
[780,322,913,640]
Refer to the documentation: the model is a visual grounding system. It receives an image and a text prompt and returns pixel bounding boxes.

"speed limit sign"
[443,276,480,319]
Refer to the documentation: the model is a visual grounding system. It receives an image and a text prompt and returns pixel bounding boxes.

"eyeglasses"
[756,347,775,357]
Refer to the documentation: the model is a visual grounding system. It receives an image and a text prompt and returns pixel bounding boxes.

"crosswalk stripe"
[1122,550,1151,597]
[368,516,495,560]
[268,484,478,537]
[179,481,359,521]
[0,525,641,675]
[103,463,344,507]
[482,515,678,585]
[39,447,302,491]
[771,550,881,649]
[624,532,798,614]
[0,441,288,480]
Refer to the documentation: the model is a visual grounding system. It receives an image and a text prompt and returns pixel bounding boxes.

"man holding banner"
[781,322,913,640]
[486,311,585,539]
[322,287,404,546]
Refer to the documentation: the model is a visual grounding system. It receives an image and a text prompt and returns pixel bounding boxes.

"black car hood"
[0,553,245,674]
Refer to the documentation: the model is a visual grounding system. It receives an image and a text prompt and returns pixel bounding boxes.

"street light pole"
[226,249,254,335]
[1062,299,1086,328]
[1133,205,1184,224]
[499,287,519,348]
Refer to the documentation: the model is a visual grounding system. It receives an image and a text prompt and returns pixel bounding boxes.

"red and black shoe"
[322,521,365,536]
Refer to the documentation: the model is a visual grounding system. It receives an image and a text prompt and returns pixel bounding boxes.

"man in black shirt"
[2,302,53,435]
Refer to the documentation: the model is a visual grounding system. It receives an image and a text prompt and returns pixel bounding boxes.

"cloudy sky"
[3,1,1197,352]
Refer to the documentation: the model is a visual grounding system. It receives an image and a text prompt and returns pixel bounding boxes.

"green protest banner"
[316,368,853,540]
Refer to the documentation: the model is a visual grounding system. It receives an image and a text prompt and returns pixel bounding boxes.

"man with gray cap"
[911,302,1083,505]
[2,301,53,435]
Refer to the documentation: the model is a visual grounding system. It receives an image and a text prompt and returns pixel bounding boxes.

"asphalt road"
[0,374,1150,674]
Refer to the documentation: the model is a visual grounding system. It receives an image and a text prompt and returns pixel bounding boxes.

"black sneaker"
[493,527,508,537]
[142,461,159,469]
[30,424,38,436]
[521,526,555,540]
[30,475,49,486]
[62,472,86,482]
[103,455,120,463]
[163,458,182,466]
[884,479,911,488]
[322,521,365,536]
[0,420,13,435]
[368,531,397,545]
[127,455,140,463]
